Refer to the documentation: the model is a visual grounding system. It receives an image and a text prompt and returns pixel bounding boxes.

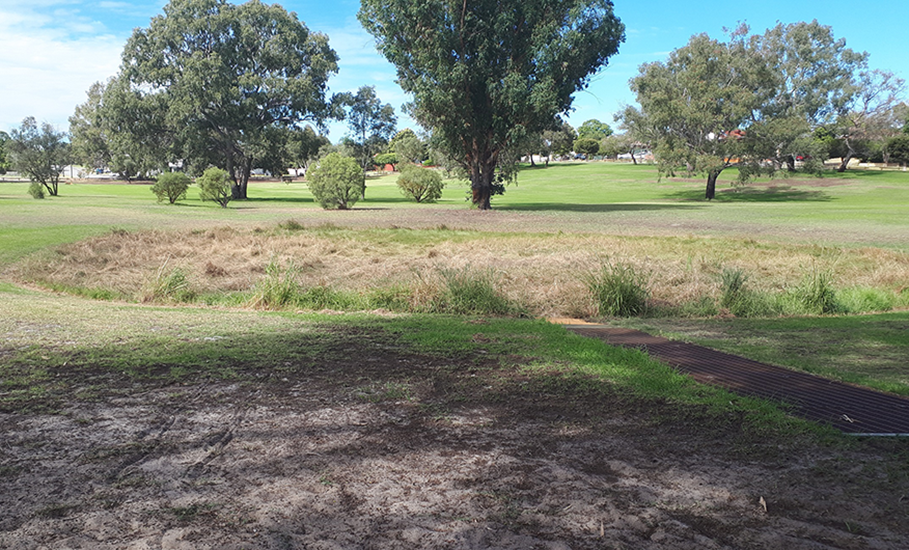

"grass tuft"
[433,266,520,315]
[585,260,650,317]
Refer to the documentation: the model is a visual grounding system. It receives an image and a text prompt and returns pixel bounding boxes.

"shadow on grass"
[663,185,832,203]
[497,202,706,213]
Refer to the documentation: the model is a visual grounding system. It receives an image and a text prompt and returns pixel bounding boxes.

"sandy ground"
[1,328,907,549]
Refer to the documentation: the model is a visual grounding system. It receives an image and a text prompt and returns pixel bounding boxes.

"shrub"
[396,164,445,203]
[151,171,191,204]
[28,181,45,199]
[197,167,232,207]
[307,153,365,209]
[585,261,649,316]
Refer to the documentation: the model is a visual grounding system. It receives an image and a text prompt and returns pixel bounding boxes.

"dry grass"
[10,224,909,318]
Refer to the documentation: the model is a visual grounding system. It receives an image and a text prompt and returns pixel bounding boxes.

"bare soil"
[1,326,907,549]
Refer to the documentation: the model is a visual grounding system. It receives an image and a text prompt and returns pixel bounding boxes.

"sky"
[1,0,907,142]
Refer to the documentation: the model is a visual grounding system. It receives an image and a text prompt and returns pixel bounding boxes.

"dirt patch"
[1,329,907,549]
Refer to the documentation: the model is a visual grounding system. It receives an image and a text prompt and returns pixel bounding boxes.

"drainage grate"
[566,326,909,436]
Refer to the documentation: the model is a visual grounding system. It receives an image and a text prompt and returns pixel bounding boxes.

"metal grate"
[566,326,909,436]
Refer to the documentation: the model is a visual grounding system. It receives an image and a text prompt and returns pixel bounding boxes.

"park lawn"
[1,162,908,399]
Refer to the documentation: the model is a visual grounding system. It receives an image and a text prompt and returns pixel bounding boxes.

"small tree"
[8,117,71,198]
[396,164,445,203]
[197,167,232,208]
[306,153,365,209]
[574,138,600,158]
[151,171,191,204]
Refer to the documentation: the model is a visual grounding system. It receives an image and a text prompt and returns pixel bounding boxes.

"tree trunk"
[529,154,535,167]
[468,146,498,210]
[630,150,638,165]
[837,153,853,173]
[786,155,796,172]
[231,159,252,199]
[705,169,721,200]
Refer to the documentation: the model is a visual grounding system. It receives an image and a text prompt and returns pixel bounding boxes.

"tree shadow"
[663,185,833,203]
[498,202,706,213]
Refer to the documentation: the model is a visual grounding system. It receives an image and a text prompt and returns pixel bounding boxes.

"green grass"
[2,164,908,427]
[0,287,813,437]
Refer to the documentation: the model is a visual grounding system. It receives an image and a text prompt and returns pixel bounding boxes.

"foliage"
[8,117,71,198]
[151,171,191,204]
[339,86,396,173]
[248,259,300,309]
[630,30,771,199]
[359,0,624,209]
[306,153,365,209]
[433,266,518,315]
[112,0,340,198]
[719,267,749,310]
[833,70,906,171]
[68,81,112,172]
[0,131,12,175]
[146,265,195,302]
[577,119,613,141]
[787,269,840,314]
[196,167,232,208]
[586,261,650,317]
[887,134,909,166]
[286,125,330,174]
[573,138,600,157]
[396,164,445,202]
[630,21,882,197]
[541,122,577,161]
[373,152,398,167]
[394,134,426,165]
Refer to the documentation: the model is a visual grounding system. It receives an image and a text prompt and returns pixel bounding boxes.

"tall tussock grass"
[585,261,650,317]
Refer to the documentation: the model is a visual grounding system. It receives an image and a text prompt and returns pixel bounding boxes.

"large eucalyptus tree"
[359,0,624,209]
[116,0,340,198]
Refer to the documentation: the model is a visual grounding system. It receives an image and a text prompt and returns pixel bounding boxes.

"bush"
[151,171,191,204]
[307,153,365,209]
[396,164,445,203]
[585,261,649,317]
[28,181,45,199]
[196,167,232,207]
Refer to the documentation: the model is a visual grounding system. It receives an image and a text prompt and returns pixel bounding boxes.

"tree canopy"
[340,86,397,173]
[577,119,613,141]
[113,0,340,197]
[629,21,893,198]
[359,0,624,209]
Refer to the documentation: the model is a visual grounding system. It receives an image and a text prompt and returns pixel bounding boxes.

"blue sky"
[1,0,907,142]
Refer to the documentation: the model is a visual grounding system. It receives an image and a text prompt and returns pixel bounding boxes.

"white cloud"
[0,2,127,131]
